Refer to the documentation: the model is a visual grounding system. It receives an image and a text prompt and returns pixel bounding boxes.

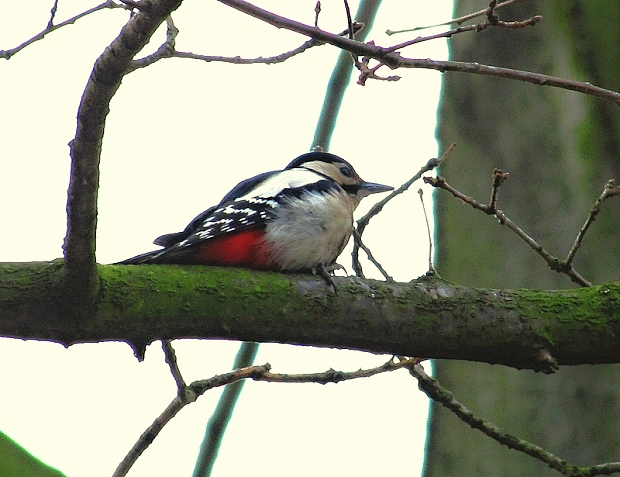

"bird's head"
[285,152,393,200]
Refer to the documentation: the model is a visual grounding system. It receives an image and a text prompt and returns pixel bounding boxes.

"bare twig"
[357,144,455,233]
[489,168,509,210]
[314,1,321,27]
[486,0,499,25]
[47,0,60,29]
[418,189,435,273]
[408,363,620,477]
[352,229,393,281]
[311,0,378,150]
[217,0,620,104]
[566,180,620,265]
[112,364,268,477]
[1,1,126,60]
[126,21,363,73]
[384,15,542,53]
[351,145,455,278]
[162,340,185,393]
[423,173,593,287]
[114,358,418,477]
[356,48,402,85]
[126,15,178,72]
[255,356,422,383]
[118,0,145,9]
[386,0,527,34]
[342,0,354,40]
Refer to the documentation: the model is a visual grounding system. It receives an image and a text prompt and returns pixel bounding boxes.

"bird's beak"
[359,181,394,196]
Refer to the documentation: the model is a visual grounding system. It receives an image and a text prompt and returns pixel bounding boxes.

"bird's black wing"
[152,170,279,248]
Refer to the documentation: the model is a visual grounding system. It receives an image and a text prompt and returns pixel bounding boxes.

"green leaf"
[0,431,66,477]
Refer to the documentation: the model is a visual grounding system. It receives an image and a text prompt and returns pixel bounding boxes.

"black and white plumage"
[117,152,393,271]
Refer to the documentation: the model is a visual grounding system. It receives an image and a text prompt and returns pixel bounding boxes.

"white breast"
[263,189,357,271]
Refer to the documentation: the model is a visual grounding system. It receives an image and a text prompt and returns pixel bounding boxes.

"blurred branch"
[566,180,620,266]
[193,342,259,477]
[386,0,527,34]
[311,0,381,164]
[384,14,541,53]
[409,363,620,477]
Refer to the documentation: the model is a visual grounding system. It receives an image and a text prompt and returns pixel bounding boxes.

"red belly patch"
[178,229,273,269]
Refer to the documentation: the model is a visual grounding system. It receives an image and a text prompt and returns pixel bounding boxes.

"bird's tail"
[114,249,166,265]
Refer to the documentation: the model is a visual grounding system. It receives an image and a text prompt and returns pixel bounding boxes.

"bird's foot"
[312,264,339,294]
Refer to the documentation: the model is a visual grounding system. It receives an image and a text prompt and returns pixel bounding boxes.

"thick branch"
[63,0,183,310]
[1,262,620,372]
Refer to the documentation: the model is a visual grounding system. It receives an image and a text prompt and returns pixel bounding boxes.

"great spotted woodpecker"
[117,152,393,273]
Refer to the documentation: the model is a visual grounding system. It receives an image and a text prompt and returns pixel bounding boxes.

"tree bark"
[1,261,619,371]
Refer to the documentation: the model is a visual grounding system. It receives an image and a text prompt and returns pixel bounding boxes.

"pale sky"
[0,1,452,476]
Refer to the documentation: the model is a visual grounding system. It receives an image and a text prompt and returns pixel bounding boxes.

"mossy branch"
[1,261,619,371]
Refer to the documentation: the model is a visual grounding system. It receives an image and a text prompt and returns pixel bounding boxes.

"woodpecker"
[117,152,393,274]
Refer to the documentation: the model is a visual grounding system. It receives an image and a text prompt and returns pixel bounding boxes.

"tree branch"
[409,363,620,477]
[0,1,125,60]
[217,0,620,105]
[63,0,183,314]
[114,357,416,476]
[2,262,620,371]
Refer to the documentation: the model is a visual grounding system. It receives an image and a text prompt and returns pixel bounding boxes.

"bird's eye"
[339,166,353,177]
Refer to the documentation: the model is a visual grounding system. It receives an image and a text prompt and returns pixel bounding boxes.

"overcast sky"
[1,1,452,476]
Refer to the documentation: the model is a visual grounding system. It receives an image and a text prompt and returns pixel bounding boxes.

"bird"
[116,151,393,277]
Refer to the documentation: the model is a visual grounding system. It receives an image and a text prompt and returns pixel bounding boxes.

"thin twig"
[314,1,321,27]
[126,22,364,73]
[112,364,268,477]
[487,0,499,25]
[255,356,422,383]
[47,0,60,29]
[343,0,354,40]
[1,1,125,60]
[489,168,509,210]
[352,229,393,281]
[408,363,620,477]
[310,0,378,150]
[161,340,185,393]
[418,189,435,273]
[423,174,593,287]
[385,0,527,34]
[566,180,620,265]
[113,358,418,477]
[126,15,178,72]
[118,0,145,9]
[384,15,542,53]
[351,144,455,278]
[217,0,620,104]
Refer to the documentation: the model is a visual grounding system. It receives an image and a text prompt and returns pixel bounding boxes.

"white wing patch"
[176,199,278,247]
